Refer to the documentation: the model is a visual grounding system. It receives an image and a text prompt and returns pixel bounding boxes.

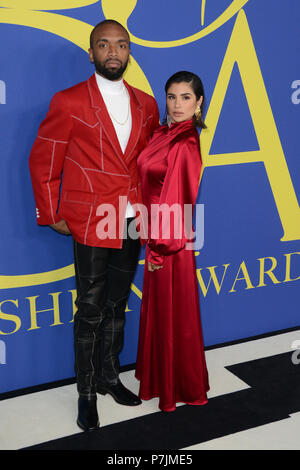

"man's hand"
[148,261,163,272]
[50,219,71,235]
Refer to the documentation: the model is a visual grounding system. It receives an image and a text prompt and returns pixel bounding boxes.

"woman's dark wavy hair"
[164,71,207,129]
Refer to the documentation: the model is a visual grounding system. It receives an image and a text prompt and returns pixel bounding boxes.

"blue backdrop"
[0,0,299,393]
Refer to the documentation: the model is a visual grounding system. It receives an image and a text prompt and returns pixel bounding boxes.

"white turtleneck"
[95,73,135,218]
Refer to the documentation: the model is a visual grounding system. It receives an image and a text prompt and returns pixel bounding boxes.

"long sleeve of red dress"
[147,124,202,266]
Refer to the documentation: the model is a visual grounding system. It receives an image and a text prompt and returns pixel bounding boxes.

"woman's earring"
[167,114,172,126]
[195,105,202,120]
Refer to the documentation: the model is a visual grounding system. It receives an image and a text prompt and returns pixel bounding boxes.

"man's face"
[89,24,130,81]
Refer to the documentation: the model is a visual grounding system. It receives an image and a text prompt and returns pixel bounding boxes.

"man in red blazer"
[29,19,159,431]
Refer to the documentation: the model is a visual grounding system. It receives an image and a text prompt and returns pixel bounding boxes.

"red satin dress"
[135,119,209,412]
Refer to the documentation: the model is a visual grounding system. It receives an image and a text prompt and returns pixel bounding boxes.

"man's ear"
[88,48,94,63]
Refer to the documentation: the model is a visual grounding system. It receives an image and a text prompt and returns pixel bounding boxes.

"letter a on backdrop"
[201,10,300,242]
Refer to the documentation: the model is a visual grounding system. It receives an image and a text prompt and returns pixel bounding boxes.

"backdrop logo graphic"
[0,0,299,294]
[0,80,6,104]
[291,80,300,104]
[102,0,250,47]
[0,339,6,364]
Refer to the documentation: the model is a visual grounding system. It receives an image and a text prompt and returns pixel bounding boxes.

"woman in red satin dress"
[135,71,209,412]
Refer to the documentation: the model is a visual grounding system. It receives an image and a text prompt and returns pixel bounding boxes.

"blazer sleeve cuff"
[36,212,61,226]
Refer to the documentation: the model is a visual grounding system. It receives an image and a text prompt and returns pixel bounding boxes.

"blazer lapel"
[123,81,143,163]
[87,75,127,171]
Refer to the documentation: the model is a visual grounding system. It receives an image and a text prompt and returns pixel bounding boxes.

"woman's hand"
[148,261,163,272]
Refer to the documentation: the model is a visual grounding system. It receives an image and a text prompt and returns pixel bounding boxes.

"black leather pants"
[73,218,140,397]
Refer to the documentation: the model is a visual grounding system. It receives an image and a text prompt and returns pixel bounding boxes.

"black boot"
[97,379,141,406]
[74,312,102,430]
[77,396,99,431]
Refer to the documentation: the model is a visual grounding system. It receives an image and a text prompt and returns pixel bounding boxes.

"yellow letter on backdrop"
[201,10,300,242]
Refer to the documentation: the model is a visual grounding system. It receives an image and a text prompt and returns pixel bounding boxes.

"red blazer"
[29,74,159,248]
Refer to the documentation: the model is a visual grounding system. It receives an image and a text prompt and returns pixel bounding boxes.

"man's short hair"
[89,20,130,49]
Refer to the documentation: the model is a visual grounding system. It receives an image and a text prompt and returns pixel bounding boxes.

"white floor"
[0,330,299,450]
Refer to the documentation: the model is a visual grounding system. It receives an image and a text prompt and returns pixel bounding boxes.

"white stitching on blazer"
[47,141,56,223]
[65,156,94,192]
[99,124,104,171]
[84,205,93,245]
[84,168,130,178]
[71,114,99,128]
[142,114,153,127]
[37,135,68,144]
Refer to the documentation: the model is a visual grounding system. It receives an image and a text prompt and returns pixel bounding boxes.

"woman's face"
[166,81,203,124]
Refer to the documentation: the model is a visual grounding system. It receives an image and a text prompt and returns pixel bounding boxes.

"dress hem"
[139,394,208,412]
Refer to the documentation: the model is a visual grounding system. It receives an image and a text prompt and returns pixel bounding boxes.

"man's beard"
[94,58,129,81]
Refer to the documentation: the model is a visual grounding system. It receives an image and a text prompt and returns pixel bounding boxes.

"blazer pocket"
[64,190,98,206]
